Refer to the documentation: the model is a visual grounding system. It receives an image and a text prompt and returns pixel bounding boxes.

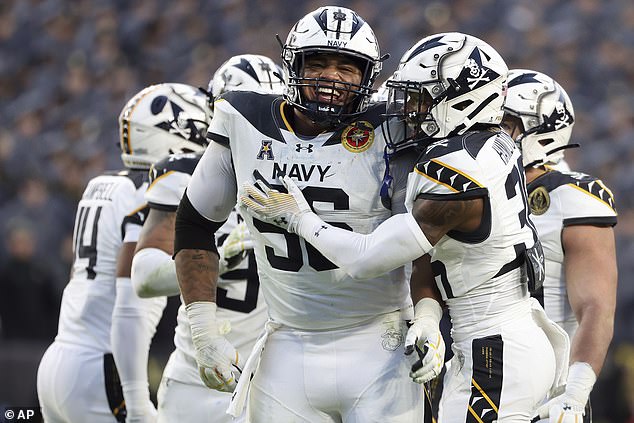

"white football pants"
[246,310,426,422]
[438,311,556,422]
[37,342,121,423]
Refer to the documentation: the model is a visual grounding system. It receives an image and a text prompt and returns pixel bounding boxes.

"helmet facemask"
[281,6,382,127]
[384,79,445,152]
[284,49,376,126]
[384,33,507,152]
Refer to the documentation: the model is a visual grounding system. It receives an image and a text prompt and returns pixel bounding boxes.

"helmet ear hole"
[539,138,554,146]
[452,99,473,111]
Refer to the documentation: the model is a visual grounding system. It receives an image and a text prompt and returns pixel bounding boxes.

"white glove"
[218,221,253,275]
[123,394,157,423]
[186,302,241,392]
[404,298,445,384]
[533,362,596,423]
[239,175,311,233]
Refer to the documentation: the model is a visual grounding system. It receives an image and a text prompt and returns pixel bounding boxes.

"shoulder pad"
[216,91,282,141]
[529,170,617,215]
[150,152,202,184]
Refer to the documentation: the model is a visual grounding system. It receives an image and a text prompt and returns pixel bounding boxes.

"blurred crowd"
[1,0,633,419]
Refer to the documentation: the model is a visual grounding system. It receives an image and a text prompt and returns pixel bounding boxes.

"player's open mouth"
[315,87,343,103]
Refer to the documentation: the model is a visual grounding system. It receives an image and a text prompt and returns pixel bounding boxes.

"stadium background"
[1,0,633,420]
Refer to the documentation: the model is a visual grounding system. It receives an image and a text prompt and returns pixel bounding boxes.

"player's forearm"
[295,212,432,280]
[111,277,166,416]
[410,254,444,305]
[570,305,614,375]
[175,249,220,304]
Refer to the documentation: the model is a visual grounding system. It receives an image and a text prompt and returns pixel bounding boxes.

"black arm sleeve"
[173,190,226,257]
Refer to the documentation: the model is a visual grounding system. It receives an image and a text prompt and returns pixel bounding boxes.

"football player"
[240,32,572,421]
[502,69,618,423]
[173,6,425,422]
[130,54,283,423]
[36,83,210,423]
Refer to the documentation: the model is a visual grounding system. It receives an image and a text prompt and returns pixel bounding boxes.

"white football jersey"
[405,129,539,333]
[196,92,415,330]
[55,170,148,351]
[146,152,268,384]
[527,168,617,338]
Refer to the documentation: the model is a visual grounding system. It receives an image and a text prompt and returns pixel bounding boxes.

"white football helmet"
[207,54,284,105]
[282,6,382,124]
[118,83,211,169]
[385,32,508,150]
[504,69,576,167]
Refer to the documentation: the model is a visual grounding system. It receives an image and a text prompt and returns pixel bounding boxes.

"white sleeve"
[111,277,166,418]
[131,248,180,298]
[123,222,143,244]
[296,212,433,280]
[187,142,237,222]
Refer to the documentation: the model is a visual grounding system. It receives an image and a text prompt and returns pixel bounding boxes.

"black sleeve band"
[174,190,226,257]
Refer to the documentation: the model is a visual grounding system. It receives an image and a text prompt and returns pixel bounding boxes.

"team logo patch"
[341,121,374,153]
[381,328,403,351]
[529,186,550,215]
[256,140,274,160]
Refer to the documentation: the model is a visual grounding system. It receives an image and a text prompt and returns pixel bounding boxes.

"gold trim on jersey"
[529,186,550,215]
[127,203,148,217]
[341,121,374,153]
[147,170,175,193]
[413,159,484,192]
[414,167,459,192]
[567,182,615,211]
[279,101,294,133]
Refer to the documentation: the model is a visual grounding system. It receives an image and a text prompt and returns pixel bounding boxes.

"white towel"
[529,298,570,393]
[227,320,281,418]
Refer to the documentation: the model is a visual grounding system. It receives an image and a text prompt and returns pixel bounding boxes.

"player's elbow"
[131,248,178,298]
[345,261,385,281]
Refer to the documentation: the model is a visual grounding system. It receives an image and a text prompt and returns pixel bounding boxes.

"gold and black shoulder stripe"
[414,158,487,200]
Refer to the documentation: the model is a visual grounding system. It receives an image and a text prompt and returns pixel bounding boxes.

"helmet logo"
[333,11,347,21]
[341,120,374,153]
[553,100,573,129]
[448,47,500,99]
[152,98,198,142]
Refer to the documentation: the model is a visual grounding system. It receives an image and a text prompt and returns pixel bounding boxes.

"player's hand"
[186,302,241,392]
[532,392,585,423]
[125,401,157,423]
[532,362,595,423]
[404,298,445,384]
[220,222,253,272]
[239,175,311,233]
